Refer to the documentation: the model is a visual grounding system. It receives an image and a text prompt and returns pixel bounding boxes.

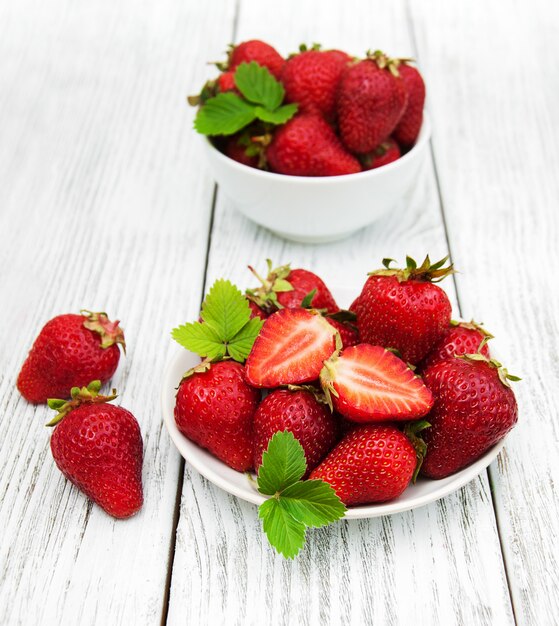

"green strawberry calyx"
[366,50,414,77]
[459,349,521,389]
[246,259,294,311]
[256,431,346,559]
[369,255,455,284]
[404,420,431,482]
[46,380,117,427]
[81,310,126,352]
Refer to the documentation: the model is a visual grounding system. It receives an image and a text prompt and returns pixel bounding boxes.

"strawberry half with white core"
[357,255,454,364]
[320,344,433,422]
[245,308,338,387]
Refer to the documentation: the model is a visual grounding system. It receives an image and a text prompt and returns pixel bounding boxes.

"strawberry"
[420,320,492,370]
[245,308,338,388]
[252,388,338,473]
[324,317,359,348]
[247,260,339,314]
[393,63,426,147]
[48,382,143,519]
[337,51,408,154]
[421,355,519,479]
[266,113,361,177]
[361,138,401,170]
[224,134,259,168]
[17,311,125,404]
[174,360,260,471]
[217,71,237,93]
[247,298,268,320]
[310,424,417,505]
[282,48,351,120]
[320,344,433,422]
[356,255,454,364]
[227,39,284,80]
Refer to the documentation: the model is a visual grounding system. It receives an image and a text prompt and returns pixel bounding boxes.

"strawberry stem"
[46,381,117,427]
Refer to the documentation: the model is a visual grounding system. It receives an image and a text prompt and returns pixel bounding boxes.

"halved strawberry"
[245,308,338,387]
[320,344,433,422]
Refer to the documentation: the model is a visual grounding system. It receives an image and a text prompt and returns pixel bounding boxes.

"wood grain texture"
[0,0,234,624]
[166,1,514,624]
[409,1,559,622]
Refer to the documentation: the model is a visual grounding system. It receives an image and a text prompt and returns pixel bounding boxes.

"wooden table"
[1,1,557,624]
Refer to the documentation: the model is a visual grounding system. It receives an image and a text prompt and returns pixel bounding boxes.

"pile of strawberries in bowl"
[170,256,519,556]
[189,40,431,243]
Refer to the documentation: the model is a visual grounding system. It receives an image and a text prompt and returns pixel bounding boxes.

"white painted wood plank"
[409,2,559,623]
[0,1,236,624]
[167,2,514,624]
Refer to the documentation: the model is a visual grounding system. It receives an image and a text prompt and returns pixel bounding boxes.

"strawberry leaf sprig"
[194,62,298,136]
[257,431,347,558]
[172,279,263,362]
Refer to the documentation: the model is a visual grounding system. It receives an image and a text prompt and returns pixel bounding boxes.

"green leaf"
[194,93,256,136]
[254,103,298,124]
[272,278,294,293]
[259,498,306,559]
[234,61,284,110]
[279,480,347,528]
[300,289,317,308]
[257,431,307,496]
[201,279,251,341]
[171,322,227,360]
[227,317,264,362]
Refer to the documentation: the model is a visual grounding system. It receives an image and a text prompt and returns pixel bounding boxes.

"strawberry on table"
[320,344,433,422]
[420,354,519,479]
[246,259,339,314]
[252,387,338,473]
[310,424,418,505]
[47,381,143,519]
[266,113,361,176]
[17,310,125,404]
[282,46,352,121]
[245,308,338,388]
[393,62,426,148]
[337,51,408,154]
[356,255,454,364]
[420,320,492,370]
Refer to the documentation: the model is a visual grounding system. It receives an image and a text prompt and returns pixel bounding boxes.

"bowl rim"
[203,110,431,184]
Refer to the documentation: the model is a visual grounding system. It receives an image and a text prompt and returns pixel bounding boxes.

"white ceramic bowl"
[161,286,509,519]
[203,114,431,244]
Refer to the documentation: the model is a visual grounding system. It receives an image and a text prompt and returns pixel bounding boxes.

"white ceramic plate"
[161,287,507,519]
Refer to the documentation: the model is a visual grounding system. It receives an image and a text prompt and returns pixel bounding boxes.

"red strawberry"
[420,320,492,370]
[357,255,454,364]
[247,260,339,314]
[224,134,259,168]
[320,344,433,422]
[361,138,401,170]
[17,311,125,404]
[421,355,519,479]
[393,63,426,147]
[174,360,259,472]
[266,113,361,177]
[217,71,237,93]
[228,40,284,79]
[252,388,338,473]
[245,308,337,388]
[325,317,360,348]
[282,49,351,120]
[48,382,143,519]
[247,298,268,320]
[310,424,417,505]
[337,52,408,154]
